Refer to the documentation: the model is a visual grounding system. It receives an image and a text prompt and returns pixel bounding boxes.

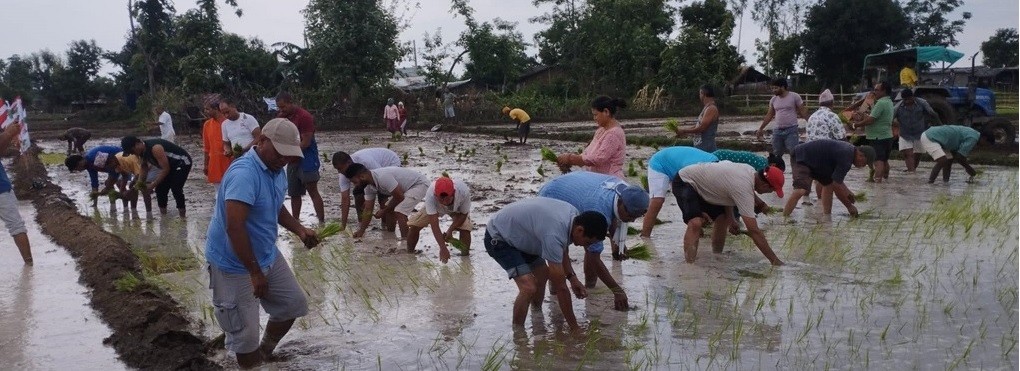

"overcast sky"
[2,0,1017,77]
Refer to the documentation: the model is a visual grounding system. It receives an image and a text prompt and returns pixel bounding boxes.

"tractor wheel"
[921,95,956,125]
[983,117,1016,145]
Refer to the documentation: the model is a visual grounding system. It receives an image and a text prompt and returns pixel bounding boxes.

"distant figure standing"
[555,96,628,179]
[502,106,532,144]
[397,101,408,135]
[278,92,325,224]
[756,78,807,160]
[383,98,400,134]
[900,62,918,89]
[0,123,32,265]
[442,88,456,121]
[806,89,846,142]
[674,84,719,152]
[202,99,230,190]
[60,127,91,154]
[851,82,895,183]
[154,105,176,143]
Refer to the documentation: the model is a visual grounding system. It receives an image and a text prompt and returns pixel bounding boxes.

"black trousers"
[155,164,192,210]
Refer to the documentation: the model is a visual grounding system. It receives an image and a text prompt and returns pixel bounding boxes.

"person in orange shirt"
[202,98,231,191]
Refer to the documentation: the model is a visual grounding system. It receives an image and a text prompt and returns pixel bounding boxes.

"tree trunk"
[127,0,157,96]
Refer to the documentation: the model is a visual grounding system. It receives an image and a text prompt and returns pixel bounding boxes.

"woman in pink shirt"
[383,98,400,134]
[555,95,627,179]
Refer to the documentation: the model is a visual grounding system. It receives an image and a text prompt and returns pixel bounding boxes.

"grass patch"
[114,272,142,292]
[39,152,66,165]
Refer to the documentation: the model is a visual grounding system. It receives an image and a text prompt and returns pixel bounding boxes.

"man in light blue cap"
[539,171,650,310]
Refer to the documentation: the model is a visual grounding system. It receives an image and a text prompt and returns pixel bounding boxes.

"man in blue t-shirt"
[642,146,718,237]
[0,123,32,265]
[65,145,122,206]
[539,171,649,310]
[204,118,320,368]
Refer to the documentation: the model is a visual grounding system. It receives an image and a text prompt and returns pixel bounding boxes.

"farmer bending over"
[344,164,429,242]
[641,146,718,238]
[65,145,122,208]
[331,149,401,231]
[406,176,474,263]
[121,136,193,218]
[782,140,875,217]
[920,125,990,184]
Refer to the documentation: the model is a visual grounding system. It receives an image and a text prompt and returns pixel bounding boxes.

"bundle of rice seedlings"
[232,144,244,158]
[627,226,640,235]
[317,223,343,240]
[627,162,638,177]
[134,180,147,192]
[663,118,680,134]
[640,175,649,190]
[448,238,469,255]
[540,147,558,162]
[107,190,122,202]
[854,191,868,202]
[626,244,652,260]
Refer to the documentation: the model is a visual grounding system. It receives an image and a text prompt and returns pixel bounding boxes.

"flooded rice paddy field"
[35,129,1018,370]
[0,203,127,369]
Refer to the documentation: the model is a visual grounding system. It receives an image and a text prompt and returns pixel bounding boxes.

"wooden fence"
[729,92,862,109]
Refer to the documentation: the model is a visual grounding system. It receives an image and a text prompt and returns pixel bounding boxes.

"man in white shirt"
[331,149,401,230]
[219,97,262,158]
[153,105,176,143]
[343,164,429,241]
[405,176,473,262]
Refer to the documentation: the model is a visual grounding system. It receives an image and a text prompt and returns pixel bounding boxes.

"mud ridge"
[9,146,220,370]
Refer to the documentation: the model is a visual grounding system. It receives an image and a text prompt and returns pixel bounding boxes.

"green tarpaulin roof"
[863,46,965,69]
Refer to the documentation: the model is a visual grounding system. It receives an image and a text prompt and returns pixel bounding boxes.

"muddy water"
[0,203,126,369]
[37,131,1018,369]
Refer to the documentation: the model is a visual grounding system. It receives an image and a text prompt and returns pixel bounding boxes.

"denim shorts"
[772,125,801,156]
[484,230,545,279]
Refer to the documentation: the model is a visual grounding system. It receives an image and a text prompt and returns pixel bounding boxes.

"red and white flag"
[1,97,31,154]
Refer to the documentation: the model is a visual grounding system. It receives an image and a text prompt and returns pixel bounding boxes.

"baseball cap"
[435,176,455,197]
[763,165,785,198]
[262,118,303,158]
[857,145,877,165]
[616,183,650,216]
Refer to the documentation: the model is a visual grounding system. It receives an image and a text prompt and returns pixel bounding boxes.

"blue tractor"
[861,46,1014,144]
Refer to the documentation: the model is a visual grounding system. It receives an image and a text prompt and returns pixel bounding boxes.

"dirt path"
[9,147,220,370]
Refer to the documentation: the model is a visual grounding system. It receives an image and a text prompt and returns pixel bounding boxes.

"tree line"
[0,0,1015,119]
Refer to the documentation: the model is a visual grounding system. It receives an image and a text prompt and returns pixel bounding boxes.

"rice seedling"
[627,244,652,260]
[640,175,648,190]
[133,180,147,192]
[627,226,640,235]
[418,147,426,157]
[232,144,244,158]
[537,163,546,177]
[448,238,469,255]
[387,142,392,149]
[663,118,680,134]
[317,223,343,240]
[540,147,558,162]
[401,152,409,165]
[854,191,868,202]
[495,159,503,173]
[627,161,638,177]
[361,136,370,144]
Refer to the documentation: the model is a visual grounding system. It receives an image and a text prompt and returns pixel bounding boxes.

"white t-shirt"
[158,111,175,141]
[677,161,758,218]
[424,179,471,215]
[221,112,260,148]
[338,148,401,192]
[365,167,428,200]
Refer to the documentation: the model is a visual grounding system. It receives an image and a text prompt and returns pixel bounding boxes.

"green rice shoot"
[232,144,244,158]
[540,147,558,162]
[627,244,652,261]
[448,238,469,255]
[317,222,343,240]
[663,118,680,134]
[854,191,868,202]
[627,226,640,235]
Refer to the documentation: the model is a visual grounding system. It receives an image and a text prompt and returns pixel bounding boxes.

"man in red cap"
[675,162,785,266]
[405,176,473,262]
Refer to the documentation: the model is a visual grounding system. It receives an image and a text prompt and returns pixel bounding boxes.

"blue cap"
[618,184,649,216]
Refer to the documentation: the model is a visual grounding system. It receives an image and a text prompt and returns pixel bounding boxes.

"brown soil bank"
[9,147,220,370]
